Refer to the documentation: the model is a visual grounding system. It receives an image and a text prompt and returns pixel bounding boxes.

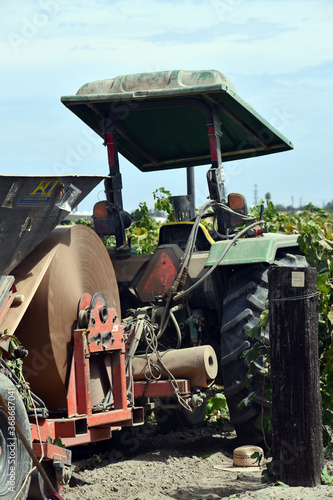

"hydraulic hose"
[174,219,266,301]
[169,304,183,349]
[156,202,260,339]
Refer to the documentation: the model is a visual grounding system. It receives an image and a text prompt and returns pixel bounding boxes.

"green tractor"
[62,69,305,442]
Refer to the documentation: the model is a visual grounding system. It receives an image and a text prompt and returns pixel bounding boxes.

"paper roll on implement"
[11,225,120,408]
[132,345,218,388]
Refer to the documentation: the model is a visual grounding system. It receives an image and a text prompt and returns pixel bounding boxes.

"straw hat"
[233,445,264,467]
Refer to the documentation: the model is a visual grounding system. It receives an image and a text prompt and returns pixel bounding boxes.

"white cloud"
[1,0,332,83]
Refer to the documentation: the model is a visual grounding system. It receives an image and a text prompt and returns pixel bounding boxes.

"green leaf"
[319,239,333,251]
[133,227,148,238]
[328,308,333,326]
[274,481,290,487]
[53,437,65,448]
[250,451,263,466]
[261,467,274,484]
[321,467,333,485]
[153,187,175,221]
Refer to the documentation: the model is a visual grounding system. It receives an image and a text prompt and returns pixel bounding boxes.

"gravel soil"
[61,419,333,500]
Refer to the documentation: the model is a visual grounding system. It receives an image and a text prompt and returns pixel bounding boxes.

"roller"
[131,345,218,388]
[5,225,120,409]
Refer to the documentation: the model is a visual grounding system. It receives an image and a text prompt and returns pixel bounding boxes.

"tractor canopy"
[61,69,293,172]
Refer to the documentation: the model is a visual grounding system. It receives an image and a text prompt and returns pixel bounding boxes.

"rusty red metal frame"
[30,302,191,462]
[31,304,136,450]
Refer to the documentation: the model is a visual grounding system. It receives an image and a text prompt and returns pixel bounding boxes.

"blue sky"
[1,0,332,213]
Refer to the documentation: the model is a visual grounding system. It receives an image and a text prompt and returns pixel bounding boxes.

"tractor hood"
[61,69,293,172]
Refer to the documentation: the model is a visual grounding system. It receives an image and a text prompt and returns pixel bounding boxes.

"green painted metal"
[61,69,293,172]
[205,233,300,267]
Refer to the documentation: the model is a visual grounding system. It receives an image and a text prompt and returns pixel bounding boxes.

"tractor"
[0,69,304,499]
[61,68,305,435]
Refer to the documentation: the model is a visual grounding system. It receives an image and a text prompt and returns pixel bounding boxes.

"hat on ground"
[233,445,264,467]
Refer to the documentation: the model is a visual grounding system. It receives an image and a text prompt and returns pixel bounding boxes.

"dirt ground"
[61,417,333,500]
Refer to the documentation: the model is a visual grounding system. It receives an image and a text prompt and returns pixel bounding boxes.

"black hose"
[174,220,266,301]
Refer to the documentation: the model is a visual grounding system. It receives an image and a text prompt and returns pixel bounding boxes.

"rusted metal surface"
[134,379,191,399]
[135,245,183,302]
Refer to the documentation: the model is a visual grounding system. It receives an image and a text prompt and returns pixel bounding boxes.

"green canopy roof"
[61,69,293,172]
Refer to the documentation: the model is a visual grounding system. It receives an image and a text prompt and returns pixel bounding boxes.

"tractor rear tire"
[0,372,32,500]
[220,252,307,444]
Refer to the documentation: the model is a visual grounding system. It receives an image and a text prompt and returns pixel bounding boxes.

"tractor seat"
[158,222,214,252]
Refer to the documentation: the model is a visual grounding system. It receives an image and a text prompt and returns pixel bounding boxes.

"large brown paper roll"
[12,225,120,409]
[132,345,218,388]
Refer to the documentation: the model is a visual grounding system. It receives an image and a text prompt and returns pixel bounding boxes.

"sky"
[1,0,332,214]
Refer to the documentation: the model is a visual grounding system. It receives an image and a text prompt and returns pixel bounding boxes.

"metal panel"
[0,175,105,275]
[205,233,300,267]
[61,69,293,172]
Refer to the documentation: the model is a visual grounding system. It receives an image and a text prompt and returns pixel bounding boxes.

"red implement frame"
[31,303,141,448]
[30,300,192,459]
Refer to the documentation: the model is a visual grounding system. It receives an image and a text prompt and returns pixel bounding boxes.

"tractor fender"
[205,233,300,267]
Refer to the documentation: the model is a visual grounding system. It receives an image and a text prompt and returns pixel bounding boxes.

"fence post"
[268,266,323,487]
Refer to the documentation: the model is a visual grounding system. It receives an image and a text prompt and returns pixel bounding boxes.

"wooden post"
[268,266,323,487]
